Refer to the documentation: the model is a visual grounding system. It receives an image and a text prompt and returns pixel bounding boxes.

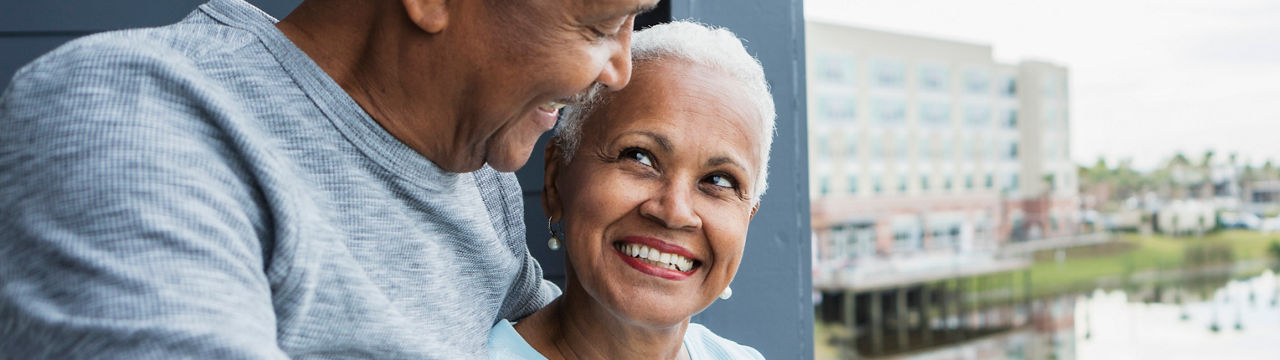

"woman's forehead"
[584,60,764,165]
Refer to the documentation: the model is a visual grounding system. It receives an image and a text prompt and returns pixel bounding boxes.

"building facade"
[807,22,1079,284]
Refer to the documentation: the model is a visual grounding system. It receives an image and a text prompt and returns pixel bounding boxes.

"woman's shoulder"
[487,319,548,360]
[684,323,766,360]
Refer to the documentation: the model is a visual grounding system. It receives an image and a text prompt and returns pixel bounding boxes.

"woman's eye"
[706,174,737,189]
[621,148,653,167]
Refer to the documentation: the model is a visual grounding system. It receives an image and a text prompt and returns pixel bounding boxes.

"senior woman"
[486,21,775,359]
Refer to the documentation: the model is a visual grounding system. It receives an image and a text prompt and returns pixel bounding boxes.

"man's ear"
[402,0,448,34]
[542,140,566,222]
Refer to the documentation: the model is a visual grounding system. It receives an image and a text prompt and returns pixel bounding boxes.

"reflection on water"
[853,270,1280,360]
[1077,271,1280,360]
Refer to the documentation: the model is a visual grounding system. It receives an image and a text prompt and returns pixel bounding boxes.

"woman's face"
[545,59,763,327]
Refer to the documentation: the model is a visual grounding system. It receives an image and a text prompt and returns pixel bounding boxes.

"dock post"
[842,290,858,359]
[870,290,883,355]
[896,287,908,350]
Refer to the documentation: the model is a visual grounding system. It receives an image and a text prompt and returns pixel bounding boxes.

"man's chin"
[485,148,536,173]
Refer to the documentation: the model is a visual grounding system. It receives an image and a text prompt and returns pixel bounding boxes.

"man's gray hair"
[554,21,777,201]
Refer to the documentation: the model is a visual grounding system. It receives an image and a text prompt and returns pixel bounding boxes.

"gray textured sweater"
[0,0,558,358]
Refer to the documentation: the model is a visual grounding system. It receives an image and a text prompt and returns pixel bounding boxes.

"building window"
[873,97,906,125]
[965,175,974,189]
[845,135,857,158]
[1008,142,1019,160]
[894,133,909,159]
[814,134,829,161]
[817,96,856,122]
[820,175,831,194]
[1005,109,1018,128]
[920,175,930,191]
[893,230,914,252]
[944,177,953,190]
[964,68,990,95]
[986,173,994,188]
[918,63,948,92]
[898,176,908,193]
[874,177,884,194]
[817,53,855,86]
[964,104,991,127]
[920,101,950,126]
[1001,76,1017,97]
[919,136,932,161]
[872,58,906,89]
[847,175,858,194]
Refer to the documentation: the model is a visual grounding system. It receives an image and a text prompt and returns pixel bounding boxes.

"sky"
[804,0,1280,170]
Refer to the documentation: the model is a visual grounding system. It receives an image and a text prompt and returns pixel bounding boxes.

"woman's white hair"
[554,21,777,201]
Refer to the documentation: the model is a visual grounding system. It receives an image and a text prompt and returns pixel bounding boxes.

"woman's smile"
[611,236,703,280]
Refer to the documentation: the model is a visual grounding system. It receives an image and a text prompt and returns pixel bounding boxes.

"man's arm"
[0,38,287,359]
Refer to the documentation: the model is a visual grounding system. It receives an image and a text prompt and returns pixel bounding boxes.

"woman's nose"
[640,183,701,230]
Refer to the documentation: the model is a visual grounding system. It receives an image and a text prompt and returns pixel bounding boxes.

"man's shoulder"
[13,18,263,90]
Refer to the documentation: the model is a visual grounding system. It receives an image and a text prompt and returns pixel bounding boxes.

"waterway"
[834,270,1280,359]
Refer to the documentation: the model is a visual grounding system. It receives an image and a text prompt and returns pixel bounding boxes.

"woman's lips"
[611,236,701,281]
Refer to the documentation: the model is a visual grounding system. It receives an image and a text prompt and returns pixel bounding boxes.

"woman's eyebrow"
[617,130,673,153]
[706,156,748,173]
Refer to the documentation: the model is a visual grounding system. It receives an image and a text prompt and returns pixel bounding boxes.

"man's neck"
[274,0,470,171]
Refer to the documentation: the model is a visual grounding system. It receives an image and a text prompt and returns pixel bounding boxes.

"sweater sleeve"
[472,168,561,322]
[0,36,287,359]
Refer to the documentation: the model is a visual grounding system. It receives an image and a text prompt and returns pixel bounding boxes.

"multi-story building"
[807,21,1079,283]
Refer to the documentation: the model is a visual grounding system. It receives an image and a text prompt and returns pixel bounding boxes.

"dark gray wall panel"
[0,0,299,32]
[673,1,813,359]
[0,1,300,91]
[0,35,84,93]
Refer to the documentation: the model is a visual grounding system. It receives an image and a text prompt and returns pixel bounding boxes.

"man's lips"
[531,101,564,130]
[537,101,567,114]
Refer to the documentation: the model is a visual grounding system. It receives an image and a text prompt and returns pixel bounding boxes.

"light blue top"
[0,0,558,358]
[487,319,766,359]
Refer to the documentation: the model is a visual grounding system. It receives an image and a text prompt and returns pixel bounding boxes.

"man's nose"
[596,28,634,90]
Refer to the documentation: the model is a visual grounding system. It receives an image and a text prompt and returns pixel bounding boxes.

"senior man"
[0,0,656,358]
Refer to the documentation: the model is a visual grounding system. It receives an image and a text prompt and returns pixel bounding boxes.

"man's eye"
[593,17,629,39]
[621,148,653,167]
[706,174,737,189]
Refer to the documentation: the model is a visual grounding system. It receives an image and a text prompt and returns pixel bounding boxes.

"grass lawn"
[1028,230,1280,296]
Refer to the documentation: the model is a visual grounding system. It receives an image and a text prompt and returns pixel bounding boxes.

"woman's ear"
[542,140,566,222]
[402,0,448,34]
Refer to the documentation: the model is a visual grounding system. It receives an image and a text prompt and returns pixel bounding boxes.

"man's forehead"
[573,0,659,19]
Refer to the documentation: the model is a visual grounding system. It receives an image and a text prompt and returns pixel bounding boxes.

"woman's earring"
[547,218,562,251]
[719,286,733,300]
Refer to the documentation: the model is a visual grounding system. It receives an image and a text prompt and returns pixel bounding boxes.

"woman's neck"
[515,285,690,360]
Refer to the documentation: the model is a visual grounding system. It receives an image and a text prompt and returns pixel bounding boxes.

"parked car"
[1261,217,1280,234]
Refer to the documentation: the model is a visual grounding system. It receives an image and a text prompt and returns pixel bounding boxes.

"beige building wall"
[807,21,1081,266]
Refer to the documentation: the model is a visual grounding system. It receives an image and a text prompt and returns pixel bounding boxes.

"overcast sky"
[805,0,1280,170]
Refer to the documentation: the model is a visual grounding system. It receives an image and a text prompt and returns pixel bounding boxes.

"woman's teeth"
[615,243,695,272]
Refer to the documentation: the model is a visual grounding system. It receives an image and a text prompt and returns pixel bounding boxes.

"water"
[1076,271,1280,359]
[849,271,1280,360]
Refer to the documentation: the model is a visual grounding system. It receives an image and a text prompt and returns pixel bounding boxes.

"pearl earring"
[547,218,561,251]
[719,286,733,300]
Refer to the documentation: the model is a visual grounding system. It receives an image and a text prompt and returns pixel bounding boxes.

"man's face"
[447,0,659,172]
